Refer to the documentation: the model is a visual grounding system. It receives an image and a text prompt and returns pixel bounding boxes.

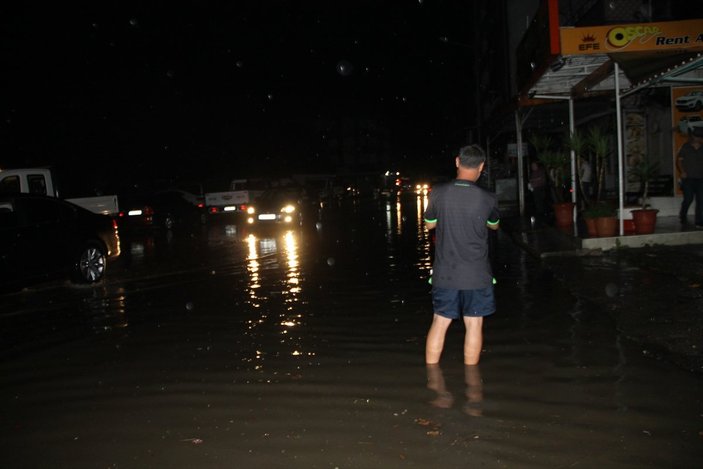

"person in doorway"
[676,126,703,227]
[528,160,547,222]
[578,157,593,202]
[424,144,500,365]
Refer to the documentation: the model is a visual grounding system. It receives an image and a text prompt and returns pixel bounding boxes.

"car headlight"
[282,204,296,214]
[247,206,256,214]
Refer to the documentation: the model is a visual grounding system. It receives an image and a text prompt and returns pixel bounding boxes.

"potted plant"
[628,158,660,234]
[582,201,617,237]
[586,126,611,203]
[530,134,572,227]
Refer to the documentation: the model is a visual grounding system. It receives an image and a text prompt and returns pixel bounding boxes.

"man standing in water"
[423,144,500,365]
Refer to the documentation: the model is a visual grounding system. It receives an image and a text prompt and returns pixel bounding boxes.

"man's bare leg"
[463,316,484,365]
[425,314,452,364]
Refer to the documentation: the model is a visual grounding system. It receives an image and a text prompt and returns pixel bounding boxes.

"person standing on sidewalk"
[677,126,703,227]
[423,144,500,365]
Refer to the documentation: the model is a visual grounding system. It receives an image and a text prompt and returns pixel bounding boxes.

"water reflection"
[243,230,311,360]
[415,193,432,274]
[426,364,483,416]
[81,287,128,332]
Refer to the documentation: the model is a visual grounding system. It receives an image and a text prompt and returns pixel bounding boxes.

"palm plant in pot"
[628,157,660,234]
[582,201,617,237]
[586,126,610,204]
[530,134,572,227]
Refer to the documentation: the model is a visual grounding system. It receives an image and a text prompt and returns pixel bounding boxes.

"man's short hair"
[458,145,486,168]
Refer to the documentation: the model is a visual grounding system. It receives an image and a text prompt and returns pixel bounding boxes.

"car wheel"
[164,214,175,230]
[74,243,107,283]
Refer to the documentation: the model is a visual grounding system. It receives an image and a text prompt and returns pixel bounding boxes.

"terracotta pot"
[623,219,635,234]
[584,217,598,237]
[595,216,618,237]
[553,202,575,227]
[632,209,659,234]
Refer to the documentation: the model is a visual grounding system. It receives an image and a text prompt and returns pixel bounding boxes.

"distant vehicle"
[205,178,267,217]
[244,187,303,227]
[117,190,207,231]
[0,194,121,289]
[675,91,703,112]
[0,168,119,216]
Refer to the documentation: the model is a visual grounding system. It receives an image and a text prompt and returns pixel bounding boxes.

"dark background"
[1,1,476,188]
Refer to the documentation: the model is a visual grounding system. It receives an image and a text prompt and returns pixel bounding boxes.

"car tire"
[74,242,107,284]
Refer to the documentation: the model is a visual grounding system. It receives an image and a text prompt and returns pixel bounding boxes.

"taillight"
[143,206,154,216]
[240,204,247,211]
[209,207,218,214]
[112,219,119,230]
[197,202,205,208]
[118,211,125,217]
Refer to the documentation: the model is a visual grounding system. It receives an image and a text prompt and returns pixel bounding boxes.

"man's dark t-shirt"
[424,179,500,290]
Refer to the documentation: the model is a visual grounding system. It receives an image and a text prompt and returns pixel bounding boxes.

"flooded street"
[1,195,701,468]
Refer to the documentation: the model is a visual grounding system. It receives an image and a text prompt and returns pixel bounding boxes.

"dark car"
[244,187,304,227]
[117,190,207,231]
[0,194,121,289]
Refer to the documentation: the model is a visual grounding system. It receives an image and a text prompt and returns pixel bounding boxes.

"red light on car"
[143,206,154,216]
[240,204,247,211]
[209,207,219,214]
[118,211,125,217]
[197,202,205,208]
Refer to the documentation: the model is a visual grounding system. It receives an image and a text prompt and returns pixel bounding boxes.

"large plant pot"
[632,209,659,234]
[584,217,598,237]
[595,216,618,237]
[553,202,575,227]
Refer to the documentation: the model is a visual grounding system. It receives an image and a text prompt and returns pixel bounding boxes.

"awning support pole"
[568,97,577,234]
[615,61,625,236]
[515,111,525,216]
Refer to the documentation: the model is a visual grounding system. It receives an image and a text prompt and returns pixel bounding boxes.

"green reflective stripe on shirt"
[424,218,438,223]
[454,182,471,187]
[487,219,500,225]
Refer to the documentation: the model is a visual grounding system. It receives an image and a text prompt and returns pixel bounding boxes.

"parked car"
[117,190,207,231]
[675,91,703,112]
[0,194,121,289]
[244,187,304,227]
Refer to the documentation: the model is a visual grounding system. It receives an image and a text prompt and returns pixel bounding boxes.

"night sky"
[1,2,476,186]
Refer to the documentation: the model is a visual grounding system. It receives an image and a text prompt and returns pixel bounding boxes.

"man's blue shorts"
[432,286,495,319]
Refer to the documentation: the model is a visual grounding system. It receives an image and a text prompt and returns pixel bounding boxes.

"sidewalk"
[502,215,703,374]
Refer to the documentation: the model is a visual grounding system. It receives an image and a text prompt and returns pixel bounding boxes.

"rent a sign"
[560,19,703,55]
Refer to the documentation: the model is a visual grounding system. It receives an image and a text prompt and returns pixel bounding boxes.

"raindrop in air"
[327,257,336,267]
[267,93,274,100]
[185,302,194,311]
[315,222,323,231]
[129,18,138,27]
[336,60,354,77]
[235,60,244,68]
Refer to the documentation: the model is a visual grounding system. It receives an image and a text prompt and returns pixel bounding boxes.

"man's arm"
[424,218,437,230]
[486,220,500,231]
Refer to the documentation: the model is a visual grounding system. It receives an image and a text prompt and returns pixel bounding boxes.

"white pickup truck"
[0,168,119,216]
[205,178,266,215]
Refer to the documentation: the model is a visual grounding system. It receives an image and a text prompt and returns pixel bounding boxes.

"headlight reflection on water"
[243,231,312,362]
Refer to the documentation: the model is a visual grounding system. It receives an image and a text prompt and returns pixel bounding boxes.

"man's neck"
[457,169,480,182]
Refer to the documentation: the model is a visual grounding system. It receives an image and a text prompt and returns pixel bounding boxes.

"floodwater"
[1,195,701,468]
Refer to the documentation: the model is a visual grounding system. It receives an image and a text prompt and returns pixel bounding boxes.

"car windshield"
[257,189,300,205]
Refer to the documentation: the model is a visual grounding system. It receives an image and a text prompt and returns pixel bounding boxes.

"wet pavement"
[1,195,702,468]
